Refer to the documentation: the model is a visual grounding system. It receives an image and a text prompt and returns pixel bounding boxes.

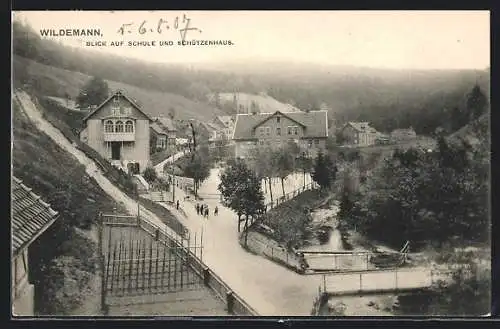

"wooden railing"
[320,267,435,296]
[263,181,319,212]
[100,213,258,316]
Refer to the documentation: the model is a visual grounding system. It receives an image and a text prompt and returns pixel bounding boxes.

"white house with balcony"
[79,90,153,173]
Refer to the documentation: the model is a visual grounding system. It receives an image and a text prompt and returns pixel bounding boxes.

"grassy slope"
[16,56,225,122]
[216,92,301,113]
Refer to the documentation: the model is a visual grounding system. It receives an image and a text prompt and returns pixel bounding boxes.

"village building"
[232,110,328,159]
[209,115,236,149]
[11,176,59,316]
[153,116,177,148]
[79,90,153,173]
[150,122,169,151]
[214,115,236,140]
[390,127,417,142]
[340,122,379,146]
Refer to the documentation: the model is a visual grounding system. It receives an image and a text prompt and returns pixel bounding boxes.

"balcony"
[104,132,135,142]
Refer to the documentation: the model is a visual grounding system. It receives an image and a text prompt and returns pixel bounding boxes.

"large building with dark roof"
[340,121,380,146]
[232,110,328,158]
[11,176,59,316]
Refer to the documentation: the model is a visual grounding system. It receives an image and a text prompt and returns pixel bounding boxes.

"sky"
[13,11,490,70]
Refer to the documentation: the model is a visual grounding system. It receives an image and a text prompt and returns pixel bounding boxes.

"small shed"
[11,176,59,316]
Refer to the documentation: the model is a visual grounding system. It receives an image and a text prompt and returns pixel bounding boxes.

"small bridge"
[298,241,410,273]
[319,266,439,297]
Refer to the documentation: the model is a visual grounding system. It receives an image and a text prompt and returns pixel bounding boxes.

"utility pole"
[136,183,140,223]
[171,166,176,203]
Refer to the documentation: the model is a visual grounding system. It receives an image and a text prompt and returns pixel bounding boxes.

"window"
[259,127,265,136]
[105,120,114,132]
[266,127,271,136]
[288,126,298,135]
[259,140,265,145]
[314,139,320,146]
[115,120,124,133]
[276,127,281,136]
[308,139,313,147]
[157,137,166,148]
[276,116,281,123]
[125,120,134,133]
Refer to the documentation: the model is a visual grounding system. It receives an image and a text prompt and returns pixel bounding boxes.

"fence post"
[203,267,210,286]
[226,290,235,314]
[395,269,398,291]
[359,273,363,293]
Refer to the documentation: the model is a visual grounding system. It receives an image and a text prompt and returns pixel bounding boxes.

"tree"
[466,85,488,121]
[248,146,276,204]
[273,147,296,197]
[76,76,109,109]
[218,159,265,246]
[337,185,355,228]
[296,152,313,188]
[143,167,157,183]
[184,146,211,196]
[312,152,337,190]
[168,107,176,120]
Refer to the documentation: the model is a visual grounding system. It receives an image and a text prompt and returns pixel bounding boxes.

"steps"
[133,174,150,191]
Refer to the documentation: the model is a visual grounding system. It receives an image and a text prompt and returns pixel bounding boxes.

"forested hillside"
[13,19,489,136]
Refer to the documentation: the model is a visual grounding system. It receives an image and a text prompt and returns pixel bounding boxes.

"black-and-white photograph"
[11,10,490,317]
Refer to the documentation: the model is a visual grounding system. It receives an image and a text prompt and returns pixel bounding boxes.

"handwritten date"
[117,14,202,41]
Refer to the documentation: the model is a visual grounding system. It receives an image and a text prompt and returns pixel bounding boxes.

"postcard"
[11,10,491,318]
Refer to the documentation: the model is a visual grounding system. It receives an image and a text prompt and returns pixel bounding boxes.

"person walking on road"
[176,200,180,210]
[196,203,200,215]
[214,206,218,216]
[205,206,209,219]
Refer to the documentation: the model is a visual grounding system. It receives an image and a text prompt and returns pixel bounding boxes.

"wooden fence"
[99,213,258,316]
[263,181,319,213]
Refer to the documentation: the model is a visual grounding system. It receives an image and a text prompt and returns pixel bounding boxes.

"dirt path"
[154,150,186,176]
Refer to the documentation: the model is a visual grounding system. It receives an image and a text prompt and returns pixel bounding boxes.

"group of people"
[196,203,218,218]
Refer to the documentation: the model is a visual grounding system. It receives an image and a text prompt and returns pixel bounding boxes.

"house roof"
[217,116,234,128]
[155,117,177,132]
[232,110,328,140]
[150,122,168,135]
[11,176,59,256]
[344,122,379,134]
[83,90,154,122]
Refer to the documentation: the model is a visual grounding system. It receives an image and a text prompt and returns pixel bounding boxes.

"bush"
[143,166,157,183]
